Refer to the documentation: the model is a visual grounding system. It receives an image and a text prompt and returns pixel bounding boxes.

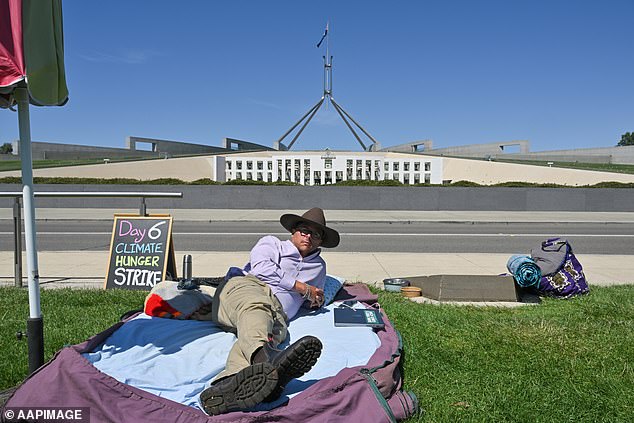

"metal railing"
[1,191,183,287]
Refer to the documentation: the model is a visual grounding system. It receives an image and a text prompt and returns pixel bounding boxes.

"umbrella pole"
[15,86,44,373]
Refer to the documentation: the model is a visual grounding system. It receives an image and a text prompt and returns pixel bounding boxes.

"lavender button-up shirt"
[244,235,326,320]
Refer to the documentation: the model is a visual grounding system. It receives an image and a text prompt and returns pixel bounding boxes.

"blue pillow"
[323,275,344,305]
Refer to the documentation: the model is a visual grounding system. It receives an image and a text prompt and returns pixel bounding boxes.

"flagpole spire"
[274,21,381,152]
[317,21,332,99]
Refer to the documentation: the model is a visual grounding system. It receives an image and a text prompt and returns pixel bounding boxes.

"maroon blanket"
[2,284,418,423]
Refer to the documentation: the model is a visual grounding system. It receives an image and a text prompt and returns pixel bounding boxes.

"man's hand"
[308,286,325,308]
[294,281,325,308]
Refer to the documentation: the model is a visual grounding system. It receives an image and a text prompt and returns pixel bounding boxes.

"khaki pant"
[211,275,288,382]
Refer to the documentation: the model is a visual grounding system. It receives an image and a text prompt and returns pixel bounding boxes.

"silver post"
[13,196,22,287]
[140,197,147,216]
[16,85,44,372]
[16,86,41,316]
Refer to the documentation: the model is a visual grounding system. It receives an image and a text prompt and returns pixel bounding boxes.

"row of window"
[226,171,432,185]
[226,159,432,172]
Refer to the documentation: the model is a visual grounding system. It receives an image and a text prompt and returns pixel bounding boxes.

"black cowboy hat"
[280,207,340,248]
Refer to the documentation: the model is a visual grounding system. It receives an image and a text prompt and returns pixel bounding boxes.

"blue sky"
[2,0,633,152]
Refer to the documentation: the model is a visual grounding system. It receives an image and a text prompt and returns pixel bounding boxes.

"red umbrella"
[0,0,68,373]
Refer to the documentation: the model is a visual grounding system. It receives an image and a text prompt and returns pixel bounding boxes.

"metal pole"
[331,100,367,150]
[286,98,324,150]
[140,197,147,216]
[331,98,381,149]
[329,56,333,98]
[275,97,324,147]
[15,86,44,373]
[326,27,331,98]
[323,55,327,97]
[13,196,22,287]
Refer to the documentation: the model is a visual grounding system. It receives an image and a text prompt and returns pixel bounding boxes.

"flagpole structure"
[274,23,380,151]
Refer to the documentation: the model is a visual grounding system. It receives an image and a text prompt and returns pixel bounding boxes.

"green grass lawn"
[0,158,106,172]
[493,158,634,175]
[1,286,633,422]
[0,157,165,172]
[379,286,634,422]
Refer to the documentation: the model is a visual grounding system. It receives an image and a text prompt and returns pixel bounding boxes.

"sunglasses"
[294,226,323,241]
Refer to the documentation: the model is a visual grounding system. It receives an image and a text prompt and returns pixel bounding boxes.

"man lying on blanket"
[200,207,340,415]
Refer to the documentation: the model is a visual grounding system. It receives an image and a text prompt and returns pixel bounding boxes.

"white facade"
[215,151,443,185]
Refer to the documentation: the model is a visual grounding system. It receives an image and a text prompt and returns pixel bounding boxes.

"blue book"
[334,306,385,328]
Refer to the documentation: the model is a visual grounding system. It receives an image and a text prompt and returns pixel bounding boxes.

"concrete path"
[1,209,632,290]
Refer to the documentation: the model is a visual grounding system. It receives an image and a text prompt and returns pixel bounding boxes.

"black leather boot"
[200,362,278,415]
[252,335,323,402]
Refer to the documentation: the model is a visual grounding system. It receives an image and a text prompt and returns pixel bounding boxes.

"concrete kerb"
[408,296,539,308]
[3,209,634,223]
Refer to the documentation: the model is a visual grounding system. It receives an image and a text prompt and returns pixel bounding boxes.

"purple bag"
[531,238,589,299]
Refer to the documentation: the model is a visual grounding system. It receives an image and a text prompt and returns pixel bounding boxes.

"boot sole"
[276,336,323,387]
[200,362,278,415]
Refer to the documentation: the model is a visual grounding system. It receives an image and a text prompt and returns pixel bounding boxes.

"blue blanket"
[83,302,380,411]
[506,254,541,288]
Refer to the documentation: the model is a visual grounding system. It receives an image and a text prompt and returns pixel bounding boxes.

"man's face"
[290,224,323,257]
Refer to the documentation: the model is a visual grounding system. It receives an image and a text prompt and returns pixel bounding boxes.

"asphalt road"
[1,221,632,254]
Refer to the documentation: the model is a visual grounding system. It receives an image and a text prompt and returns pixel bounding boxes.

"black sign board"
[104,214,177,290]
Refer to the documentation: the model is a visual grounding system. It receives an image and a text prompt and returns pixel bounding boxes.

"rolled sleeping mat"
[506,254,542,288]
